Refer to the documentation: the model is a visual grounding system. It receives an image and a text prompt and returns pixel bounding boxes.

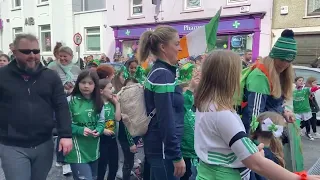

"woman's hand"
[173,158,186,177]
[284,110,295,123]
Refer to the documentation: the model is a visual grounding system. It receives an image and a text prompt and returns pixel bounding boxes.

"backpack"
[117,83,156,137]
[234,62,273,111]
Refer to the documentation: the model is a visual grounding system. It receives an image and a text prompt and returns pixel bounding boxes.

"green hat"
[269,29,297,62]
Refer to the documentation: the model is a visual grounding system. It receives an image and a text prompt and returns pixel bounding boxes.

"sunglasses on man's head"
[18,49,40,55]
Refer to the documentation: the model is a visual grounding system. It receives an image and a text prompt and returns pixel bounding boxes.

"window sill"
[180,8,204,14]
[127,15,145,20]
[303,15,320,19]
[41,52,53,55]
[223,3,251,9]
[37,2,49,7]
[11,7,22,11]
[74,9,107,15]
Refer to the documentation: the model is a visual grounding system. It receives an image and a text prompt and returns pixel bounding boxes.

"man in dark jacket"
[0,34,73,180]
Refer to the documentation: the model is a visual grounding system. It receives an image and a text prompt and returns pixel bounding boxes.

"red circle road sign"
[73,33,82,46]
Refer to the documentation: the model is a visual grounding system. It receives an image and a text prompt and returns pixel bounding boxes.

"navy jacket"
[144,60,184,161]
[250,147,279,180]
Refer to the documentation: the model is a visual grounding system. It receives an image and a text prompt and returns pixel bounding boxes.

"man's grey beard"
[16,60,39,73]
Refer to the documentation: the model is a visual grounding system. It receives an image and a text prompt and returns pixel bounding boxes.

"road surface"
[0,135,318,179]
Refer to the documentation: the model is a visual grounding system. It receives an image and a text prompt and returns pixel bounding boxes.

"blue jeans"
[148,157,179,180]
[70,160,98,180]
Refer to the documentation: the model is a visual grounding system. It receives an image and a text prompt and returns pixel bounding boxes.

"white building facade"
[0,0,114,60]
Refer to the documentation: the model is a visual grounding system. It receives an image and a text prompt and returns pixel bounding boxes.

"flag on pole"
[178,7,222,60]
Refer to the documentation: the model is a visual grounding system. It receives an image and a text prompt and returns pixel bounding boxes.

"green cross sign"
[125,29,131,36]
[233,21,240,29]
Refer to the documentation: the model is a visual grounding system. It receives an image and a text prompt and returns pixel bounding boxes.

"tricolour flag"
[178,7,221,60]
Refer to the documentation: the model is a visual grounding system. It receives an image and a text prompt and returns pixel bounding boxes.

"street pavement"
[0,135,318,179]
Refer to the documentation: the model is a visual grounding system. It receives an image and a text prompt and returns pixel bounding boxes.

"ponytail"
[270,136,285,167]
[137,31,153,64]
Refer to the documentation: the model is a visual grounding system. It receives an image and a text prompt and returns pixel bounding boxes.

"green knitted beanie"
[269,29,297,62]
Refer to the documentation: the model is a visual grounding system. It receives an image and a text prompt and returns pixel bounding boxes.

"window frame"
[130,0,143,17]
[226,0,248,5]
[305,0,320,17]
[80,0,106,12]
[184,0,202,11]
[39,25,52,52]
[12,0,22,8]
[85,27,101,52]
[12,27,23,39]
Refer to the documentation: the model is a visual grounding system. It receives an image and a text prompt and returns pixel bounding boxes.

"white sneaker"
[55,162,63,167]
[62,164,72,175]
[306,133,315,141]
[313,132,320,139]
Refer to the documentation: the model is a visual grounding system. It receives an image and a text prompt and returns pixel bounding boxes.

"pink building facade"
[106,0,274,61]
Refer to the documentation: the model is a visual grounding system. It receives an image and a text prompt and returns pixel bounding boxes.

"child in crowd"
[65,70,105,180]
[118,77,142,180]
[294,77,320,140]
[194,50,317,180]
[97,79,121,180]
[181,71,200,180]
[250,112,286,180]
[306,77,320,138]
[0,54,10,67]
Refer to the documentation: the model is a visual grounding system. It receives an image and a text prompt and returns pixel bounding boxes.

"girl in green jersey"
[65,70,105,180]
[97,79,121,180]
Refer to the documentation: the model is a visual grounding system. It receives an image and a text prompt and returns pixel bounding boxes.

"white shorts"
[295,112,312,121]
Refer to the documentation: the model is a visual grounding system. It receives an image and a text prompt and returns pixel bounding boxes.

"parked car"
[293,66,320,122]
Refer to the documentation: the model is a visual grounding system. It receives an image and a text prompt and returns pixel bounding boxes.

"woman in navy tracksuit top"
[138,26,185,180]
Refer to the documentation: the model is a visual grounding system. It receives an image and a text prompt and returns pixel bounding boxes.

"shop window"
[227,0,248,5]
[307,0,320,16]
[85,27,101,52]
[12,0,21,8]
[12,27,23,39]
[131,0,143,16]
[39,25,51,52]
[73,0,106,12]
[294,34,320,66]
[230,34,253,56]
[215,36,229,50]
[184,0,201,10]
[122,40,139,58]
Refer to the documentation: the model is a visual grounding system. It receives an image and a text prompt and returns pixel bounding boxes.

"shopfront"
[111,12,265,61]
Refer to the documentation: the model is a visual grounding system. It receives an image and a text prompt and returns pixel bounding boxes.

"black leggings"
[97,135,119,180]
[120,141,135,180]
[301,113,317,134]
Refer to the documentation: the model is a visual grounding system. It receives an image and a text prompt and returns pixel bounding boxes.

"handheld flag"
[178,7,221,59]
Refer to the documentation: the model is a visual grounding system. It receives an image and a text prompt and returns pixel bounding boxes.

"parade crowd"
[1,25,320,180]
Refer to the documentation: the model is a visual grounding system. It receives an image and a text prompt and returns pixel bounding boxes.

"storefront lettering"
[183,25,203,31]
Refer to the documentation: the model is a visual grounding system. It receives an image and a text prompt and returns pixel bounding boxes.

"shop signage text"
[116,19,256,38]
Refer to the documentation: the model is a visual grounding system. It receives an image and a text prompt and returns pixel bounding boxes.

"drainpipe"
[0,0,3,51]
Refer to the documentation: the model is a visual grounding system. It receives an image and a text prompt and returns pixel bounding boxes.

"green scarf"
[58,62,74,85]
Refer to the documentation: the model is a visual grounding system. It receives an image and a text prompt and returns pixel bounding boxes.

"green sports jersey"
[293,88,311,114]
[181,90,197,159]
[104,102,116,133]
[65,95,105,164]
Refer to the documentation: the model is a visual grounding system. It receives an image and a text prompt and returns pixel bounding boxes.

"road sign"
[73,33,82,46]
